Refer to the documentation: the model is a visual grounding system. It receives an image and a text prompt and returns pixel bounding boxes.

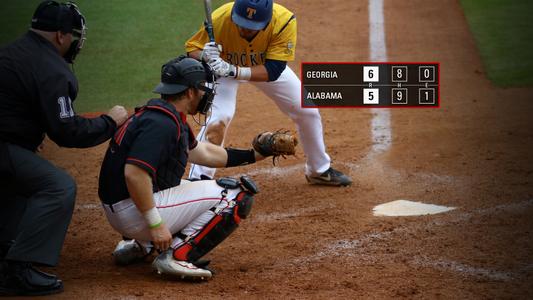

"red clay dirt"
[34,0,532,298]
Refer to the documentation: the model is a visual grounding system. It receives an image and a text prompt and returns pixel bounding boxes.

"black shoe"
[306,167,353,186]
[0,261,63,296]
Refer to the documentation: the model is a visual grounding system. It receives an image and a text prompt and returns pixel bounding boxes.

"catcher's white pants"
[189,66,331,180]
[102,180,241,249]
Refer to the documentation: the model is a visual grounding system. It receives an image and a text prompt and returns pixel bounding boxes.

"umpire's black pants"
[0,141,76,266]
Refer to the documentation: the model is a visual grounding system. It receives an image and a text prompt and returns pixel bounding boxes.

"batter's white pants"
[102,180,242,250]
[189,66,331,180]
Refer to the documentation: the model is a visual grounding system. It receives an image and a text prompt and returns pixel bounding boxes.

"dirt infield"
[37,0,533,298]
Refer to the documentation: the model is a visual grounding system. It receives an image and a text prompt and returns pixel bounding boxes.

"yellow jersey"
[185,2,297,67]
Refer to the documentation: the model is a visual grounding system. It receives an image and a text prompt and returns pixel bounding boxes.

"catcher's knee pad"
[173,191,254,262]
[233,190,254,220]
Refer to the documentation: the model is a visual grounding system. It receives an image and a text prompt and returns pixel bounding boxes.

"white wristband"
[235,66,252,80]
[143,207,162,228]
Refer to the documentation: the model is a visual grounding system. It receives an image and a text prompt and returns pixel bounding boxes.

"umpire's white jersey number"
[58,96,75,119]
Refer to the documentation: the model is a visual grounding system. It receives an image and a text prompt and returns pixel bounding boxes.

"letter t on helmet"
[231,0,273,31]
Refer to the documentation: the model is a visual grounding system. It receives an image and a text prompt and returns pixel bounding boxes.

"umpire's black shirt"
[0,31,116,152]
[98,99,198,205]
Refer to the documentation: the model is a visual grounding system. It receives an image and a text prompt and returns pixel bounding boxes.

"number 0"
[424,68,430,78]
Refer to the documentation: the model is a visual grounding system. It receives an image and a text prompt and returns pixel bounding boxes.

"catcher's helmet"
[153,56,216,114]
[154,57,207,95]
[231,0,273,31]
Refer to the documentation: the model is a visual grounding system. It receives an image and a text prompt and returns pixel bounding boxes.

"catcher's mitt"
[252,130,298,164]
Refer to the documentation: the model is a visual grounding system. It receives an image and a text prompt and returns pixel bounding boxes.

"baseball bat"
[203,0,215,42]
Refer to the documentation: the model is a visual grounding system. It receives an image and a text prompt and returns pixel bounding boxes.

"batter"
[186,0,352,186]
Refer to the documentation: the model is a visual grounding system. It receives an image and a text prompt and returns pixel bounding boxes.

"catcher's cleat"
[112,239,150,266]
[306,167,353,186]
[191,258,211,269]
[190,259,217,275]
[152,250,212,280]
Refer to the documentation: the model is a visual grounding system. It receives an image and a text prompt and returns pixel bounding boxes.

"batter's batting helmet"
[231,0,273,31]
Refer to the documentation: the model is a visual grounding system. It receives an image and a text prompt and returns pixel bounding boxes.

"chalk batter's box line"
[300,62,441,109]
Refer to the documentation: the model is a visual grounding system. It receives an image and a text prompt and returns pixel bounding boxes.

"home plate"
[373,200,455,217]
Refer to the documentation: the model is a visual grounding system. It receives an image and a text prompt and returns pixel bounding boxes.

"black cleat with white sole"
[306,167,352,186]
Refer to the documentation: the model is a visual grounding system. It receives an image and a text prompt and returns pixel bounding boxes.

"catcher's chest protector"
[114,104,191,191]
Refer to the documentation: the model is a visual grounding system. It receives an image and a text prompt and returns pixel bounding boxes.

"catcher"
[98,56,297,280]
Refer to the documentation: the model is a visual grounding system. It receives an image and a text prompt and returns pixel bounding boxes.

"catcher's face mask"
[195,81,215,115]
[195,62,216,115]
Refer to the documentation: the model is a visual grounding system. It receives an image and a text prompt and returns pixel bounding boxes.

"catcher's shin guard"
[173,191,254,262]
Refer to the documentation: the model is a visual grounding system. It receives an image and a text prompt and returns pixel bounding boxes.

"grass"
[0,0,227,112]
[460,0,533,87]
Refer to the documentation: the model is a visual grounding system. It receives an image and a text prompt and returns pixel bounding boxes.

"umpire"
[0,1,127,296]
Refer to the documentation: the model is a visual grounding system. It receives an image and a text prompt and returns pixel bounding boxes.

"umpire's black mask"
[31,1,87,64]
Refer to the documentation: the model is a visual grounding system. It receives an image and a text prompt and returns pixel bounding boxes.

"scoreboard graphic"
[301,62,440,108]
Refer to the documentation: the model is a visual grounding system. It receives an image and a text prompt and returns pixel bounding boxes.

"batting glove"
[208,57,237,78]
[200,42,222,62]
